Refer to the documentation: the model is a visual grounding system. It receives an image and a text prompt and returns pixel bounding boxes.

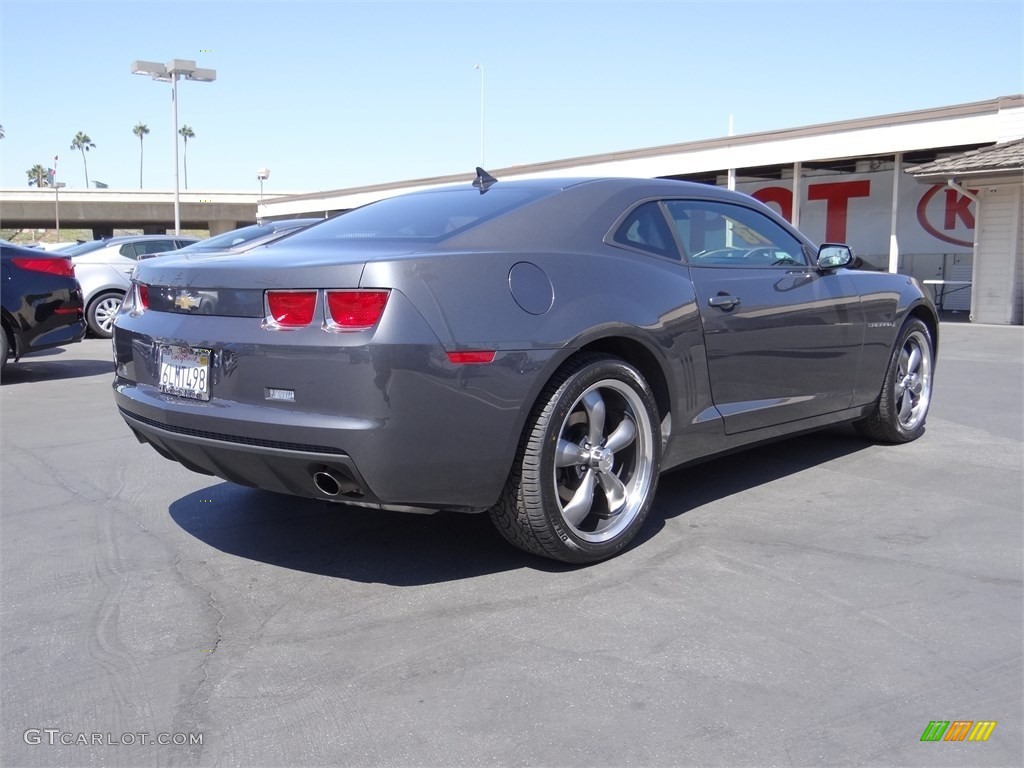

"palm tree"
[179,125,194,189]
[133,123,149,189]
[26,164,49,187]
[70,131,96,187]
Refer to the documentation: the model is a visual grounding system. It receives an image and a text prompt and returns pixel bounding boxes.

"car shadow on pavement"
[630,425,874,550]
[169,486,566,586]
[2,353,113,384]
[168,426,874,586]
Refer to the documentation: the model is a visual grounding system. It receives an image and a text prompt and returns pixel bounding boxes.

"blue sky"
[1,0,1021,194]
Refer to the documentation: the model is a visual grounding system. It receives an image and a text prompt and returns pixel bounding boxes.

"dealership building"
[262,94,1024,325]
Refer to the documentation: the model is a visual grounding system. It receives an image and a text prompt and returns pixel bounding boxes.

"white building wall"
[998,103,1024,143]
[971,180,1023,324]
[1016,186,1024,324]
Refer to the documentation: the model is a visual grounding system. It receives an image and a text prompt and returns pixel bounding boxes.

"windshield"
[289,187,552,244]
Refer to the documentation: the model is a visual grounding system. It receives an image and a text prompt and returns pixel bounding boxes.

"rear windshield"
[289,187,551,243]
[60,240,112,256]
[179,224,278,251]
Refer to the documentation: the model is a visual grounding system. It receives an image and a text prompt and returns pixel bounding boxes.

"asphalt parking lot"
[1,323,1021,768]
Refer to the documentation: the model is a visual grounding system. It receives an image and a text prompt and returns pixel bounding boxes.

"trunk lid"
[131,240,418,318]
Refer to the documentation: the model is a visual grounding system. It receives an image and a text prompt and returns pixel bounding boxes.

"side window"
[664,200,807,267]
[612,202,679,259]
[119,243,139,259]
[135,240,175,256]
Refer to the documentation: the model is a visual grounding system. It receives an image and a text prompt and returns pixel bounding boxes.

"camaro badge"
[174,292,201,311]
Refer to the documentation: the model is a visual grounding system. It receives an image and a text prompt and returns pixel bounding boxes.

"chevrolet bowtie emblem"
[174,292,201,311]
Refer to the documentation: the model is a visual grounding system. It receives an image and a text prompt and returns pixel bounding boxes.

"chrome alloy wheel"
[93,295,122,336]
[553,379,655,543]
[894,329,932,432]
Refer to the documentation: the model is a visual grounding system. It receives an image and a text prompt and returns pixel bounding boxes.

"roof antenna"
[473,167,497,193]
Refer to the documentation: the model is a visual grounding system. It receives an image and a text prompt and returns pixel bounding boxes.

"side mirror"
[817,243,853,270]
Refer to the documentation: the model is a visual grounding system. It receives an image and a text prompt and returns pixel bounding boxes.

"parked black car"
[1,241,86,373]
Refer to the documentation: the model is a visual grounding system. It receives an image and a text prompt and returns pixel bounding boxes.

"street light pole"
[171,72,181,234]
[257,168,269,224]
[54,155,59,237]
[474,64,484,167]
[131,59,216,236]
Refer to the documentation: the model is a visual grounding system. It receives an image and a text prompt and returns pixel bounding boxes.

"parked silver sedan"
[62,235,198,337]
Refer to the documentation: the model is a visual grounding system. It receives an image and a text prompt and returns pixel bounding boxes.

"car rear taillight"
[266,290,318,327]
[447,350,496,365]
[11,256,75,278]
[136,283,150,310]
[325,290,390,330]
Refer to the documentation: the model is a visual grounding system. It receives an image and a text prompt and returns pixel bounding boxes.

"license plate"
[159,345,211,401]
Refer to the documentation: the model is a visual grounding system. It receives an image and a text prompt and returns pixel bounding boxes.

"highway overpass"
[0,189,284,238]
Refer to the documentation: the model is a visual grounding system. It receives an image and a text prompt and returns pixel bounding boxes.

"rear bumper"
[15,318,86,359]
[113,351,544,509]
[26,318,87,350]
[117,403,381,504]
[6,280,85,358]
[111,299,559,509]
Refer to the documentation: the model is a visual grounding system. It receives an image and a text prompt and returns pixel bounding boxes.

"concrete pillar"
[208,219,237,236]
[888,153,902,273]
[792,161,802,229]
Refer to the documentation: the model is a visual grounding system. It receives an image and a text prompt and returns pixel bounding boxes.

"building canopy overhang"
[262,94,1024,218]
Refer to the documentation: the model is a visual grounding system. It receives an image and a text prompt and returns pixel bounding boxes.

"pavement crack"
[168,553,226,764]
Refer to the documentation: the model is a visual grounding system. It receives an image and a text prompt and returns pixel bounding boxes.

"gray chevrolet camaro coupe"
[112,174,937,564]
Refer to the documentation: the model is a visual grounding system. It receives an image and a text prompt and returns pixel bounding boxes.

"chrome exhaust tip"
[312,471,342,497]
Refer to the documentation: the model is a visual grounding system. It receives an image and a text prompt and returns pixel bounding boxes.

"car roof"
[61,234,201,256]
[421,176,783,253]
[408,176,729,192]
[402,176,759,205]
[90,234,197,244]
[1,240,73,258]
[265,217,322,229]
[406,177,598,196]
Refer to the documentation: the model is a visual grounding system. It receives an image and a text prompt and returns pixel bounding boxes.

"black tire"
[489,353,662,564]
[0,324,8,376]
[86,292,123,338]
[854,317,934,443]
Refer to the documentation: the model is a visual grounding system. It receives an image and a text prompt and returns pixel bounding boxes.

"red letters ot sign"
[751,181,975,247]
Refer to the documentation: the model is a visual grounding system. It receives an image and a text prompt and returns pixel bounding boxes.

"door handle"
[708,294,741,309]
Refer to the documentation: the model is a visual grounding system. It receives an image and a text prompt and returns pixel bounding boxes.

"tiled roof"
[906,138,1024,178]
